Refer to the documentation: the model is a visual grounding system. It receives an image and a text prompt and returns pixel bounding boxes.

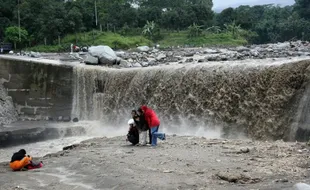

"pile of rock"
[82,41,310,68]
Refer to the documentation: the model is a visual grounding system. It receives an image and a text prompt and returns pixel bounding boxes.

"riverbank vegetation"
[1,0,309,51]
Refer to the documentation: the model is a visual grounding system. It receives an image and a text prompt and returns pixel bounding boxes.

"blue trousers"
[151,126,165,146]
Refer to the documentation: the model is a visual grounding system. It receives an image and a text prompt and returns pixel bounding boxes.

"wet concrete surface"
[0,136,309,190]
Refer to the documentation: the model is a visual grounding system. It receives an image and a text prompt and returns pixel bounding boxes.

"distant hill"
[213,0,295,12]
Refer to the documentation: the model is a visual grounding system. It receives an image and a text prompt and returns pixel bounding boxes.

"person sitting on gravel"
[127,119,139,145]
[9,149,43,171]
[141,105,166,147]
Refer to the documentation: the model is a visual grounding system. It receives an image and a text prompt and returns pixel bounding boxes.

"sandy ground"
[0,136,310,190]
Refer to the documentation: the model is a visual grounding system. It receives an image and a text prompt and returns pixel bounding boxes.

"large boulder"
[30,51,41,58]
[84,54,99,65]
[137,46,150,52]
[293,183,310,190]
[88,45,117,65]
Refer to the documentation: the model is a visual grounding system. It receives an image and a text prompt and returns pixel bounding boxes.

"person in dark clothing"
[127,119,139,145]
[131,109,148,146]
[137,108,151,145]
[10,149,43,171]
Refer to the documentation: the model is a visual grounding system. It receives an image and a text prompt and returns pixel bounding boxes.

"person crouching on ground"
[9,149,42,171]
[133,109,149,146]
[127,119,139,145]
[141,105,166,147]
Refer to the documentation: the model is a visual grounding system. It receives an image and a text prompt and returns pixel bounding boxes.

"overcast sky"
[213,0,295,11]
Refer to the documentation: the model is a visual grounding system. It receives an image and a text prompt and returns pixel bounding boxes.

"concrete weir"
[0,56,73,121]
[1,55,310,142]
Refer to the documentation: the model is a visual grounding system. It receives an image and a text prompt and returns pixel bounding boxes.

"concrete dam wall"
[1,55,310,141]
[0,56,73,121]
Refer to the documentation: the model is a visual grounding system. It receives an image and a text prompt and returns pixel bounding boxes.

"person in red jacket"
[141,105,165,146]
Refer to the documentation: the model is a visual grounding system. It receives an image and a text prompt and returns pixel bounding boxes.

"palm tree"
[224,21,242,39]
[188,23,203,38]
[142,21,156,39]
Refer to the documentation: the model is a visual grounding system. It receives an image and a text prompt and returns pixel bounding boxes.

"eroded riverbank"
[0,136,309,190]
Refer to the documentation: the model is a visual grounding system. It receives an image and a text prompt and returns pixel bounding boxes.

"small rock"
[198,59,204,63]
[236,46,250,52]
[238,148,250,154]
[276,179,289,183]
[132,63,142,67]
[156,53,166,61]
[196,171,204,174]
[119,59,132,68]
[185,58,194,62]
[62,116,71,122]
[203,49,219,54]
[84,54,99,65]
[163,170,173,173]
[139,62,148,67]
[184,52,195,57]
[216,172,260,184]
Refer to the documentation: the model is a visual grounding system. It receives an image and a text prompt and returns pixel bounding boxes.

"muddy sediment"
[0,136,309,190]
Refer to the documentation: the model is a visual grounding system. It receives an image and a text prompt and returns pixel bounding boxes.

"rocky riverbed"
[114,41,310,68]
[1,136,310,190]
[14,41,310,68]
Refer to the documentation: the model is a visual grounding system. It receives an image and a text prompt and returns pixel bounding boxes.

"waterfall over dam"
[1,55,310,141]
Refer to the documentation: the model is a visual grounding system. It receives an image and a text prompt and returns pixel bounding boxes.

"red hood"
[141,105,148,112]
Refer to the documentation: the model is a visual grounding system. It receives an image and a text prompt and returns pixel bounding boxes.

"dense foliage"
[0,0,309,48]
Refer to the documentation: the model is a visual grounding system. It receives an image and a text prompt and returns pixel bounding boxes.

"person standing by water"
[141,105,165,147]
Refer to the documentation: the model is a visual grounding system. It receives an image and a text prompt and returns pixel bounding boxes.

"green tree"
[187,23,203,38]
[295,0,310,19]
[224,21,242,39]
[216,7,235,27]
[142,20,161,41]
[4,26,28,49]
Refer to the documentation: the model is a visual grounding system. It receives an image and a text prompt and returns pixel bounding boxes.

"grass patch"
[62,31,151,49]
[26,45,67,53]
[27,30,248,52]
[158,31,247,48]
[27,31,151,52]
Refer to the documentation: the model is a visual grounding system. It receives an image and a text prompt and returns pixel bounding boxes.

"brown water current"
[70,58,310,141]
